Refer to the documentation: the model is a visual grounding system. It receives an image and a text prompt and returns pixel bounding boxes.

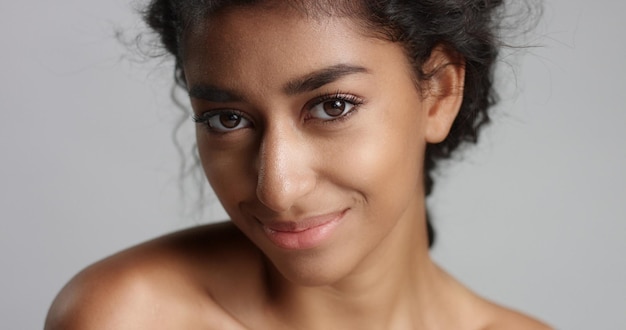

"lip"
[259,209,347,250]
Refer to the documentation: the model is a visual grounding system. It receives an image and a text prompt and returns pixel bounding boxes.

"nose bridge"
[256,122,314,212]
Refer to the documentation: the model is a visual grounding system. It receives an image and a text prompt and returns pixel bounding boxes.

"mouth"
[259,209,348,250]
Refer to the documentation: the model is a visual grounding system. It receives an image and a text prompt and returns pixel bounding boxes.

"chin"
[263,247,358,287]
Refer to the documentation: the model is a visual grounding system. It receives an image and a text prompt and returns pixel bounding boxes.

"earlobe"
[423,45,465,144]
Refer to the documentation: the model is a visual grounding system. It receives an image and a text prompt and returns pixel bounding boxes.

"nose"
[255,125,316,213]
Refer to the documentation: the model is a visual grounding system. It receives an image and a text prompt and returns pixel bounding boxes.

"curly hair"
[142,0,511,247]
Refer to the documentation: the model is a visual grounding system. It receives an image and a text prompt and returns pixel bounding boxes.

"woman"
[46,0,550,328]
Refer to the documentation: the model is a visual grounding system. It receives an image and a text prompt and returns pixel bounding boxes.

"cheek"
[319,103,426,207]
[196,133,256,211]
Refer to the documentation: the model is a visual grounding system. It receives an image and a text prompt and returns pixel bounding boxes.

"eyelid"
[307,91,363,107]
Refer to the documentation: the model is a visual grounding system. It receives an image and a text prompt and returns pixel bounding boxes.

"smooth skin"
[46,4,551,330]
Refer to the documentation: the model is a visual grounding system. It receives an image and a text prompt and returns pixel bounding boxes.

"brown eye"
[310,96,359,121]
[219,113,242,129]
[323,100,347,117]
[195,111,251,133]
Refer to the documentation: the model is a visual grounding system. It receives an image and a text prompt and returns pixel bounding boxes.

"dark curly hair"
[142,0,514,247]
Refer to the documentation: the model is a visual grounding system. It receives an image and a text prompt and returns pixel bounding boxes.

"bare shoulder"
[440,270,552,330]
[45,222,263,330]
[482,302,553,330]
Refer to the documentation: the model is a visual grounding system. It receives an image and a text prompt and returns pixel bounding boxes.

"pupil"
[323,100,345,117]
[220,114,241,128]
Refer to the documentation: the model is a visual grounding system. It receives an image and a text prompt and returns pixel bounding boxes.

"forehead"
[183,6,365,74]
[180,4,412,96]
[182,4,367,61]
[183,0,369,23]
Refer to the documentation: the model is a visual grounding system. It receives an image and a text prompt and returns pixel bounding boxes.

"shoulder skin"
[44,222,261,330]
[481,300,553,330]
[45,221,552,330]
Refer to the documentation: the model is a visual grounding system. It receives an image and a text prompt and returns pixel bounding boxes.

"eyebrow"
[283,64,369,95]
[188,84,245,103]
[187,64,369,102]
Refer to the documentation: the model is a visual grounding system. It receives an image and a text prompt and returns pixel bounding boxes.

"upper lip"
[257,209,347,233]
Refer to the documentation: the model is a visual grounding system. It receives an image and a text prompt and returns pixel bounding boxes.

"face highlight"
[183,5,445,285]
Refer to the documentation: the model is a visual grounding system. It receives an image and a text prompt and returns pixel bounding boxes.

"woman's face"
[183,5,454,284]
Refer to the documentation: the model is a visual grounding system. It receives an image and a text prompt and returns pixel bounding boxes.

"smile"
[260,209,348,250]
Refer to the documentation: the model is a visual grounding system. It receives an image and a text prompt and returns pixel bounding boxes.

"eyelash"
[192,91,364,133]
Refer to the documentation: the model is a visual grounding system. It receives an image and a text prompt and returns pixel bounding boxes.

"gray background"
[1,0,624,329]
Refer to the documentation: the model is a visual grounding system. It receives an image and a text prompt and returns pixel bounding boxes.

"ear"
[422,45,465,144]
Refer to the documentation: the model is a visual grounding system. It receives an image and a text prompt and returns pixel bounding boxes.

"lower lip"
[262,211,346,250]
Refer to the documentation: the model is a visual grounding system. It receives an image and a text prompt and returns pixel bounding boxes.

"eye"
[193,110,252,133]
[308,94,362,121]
